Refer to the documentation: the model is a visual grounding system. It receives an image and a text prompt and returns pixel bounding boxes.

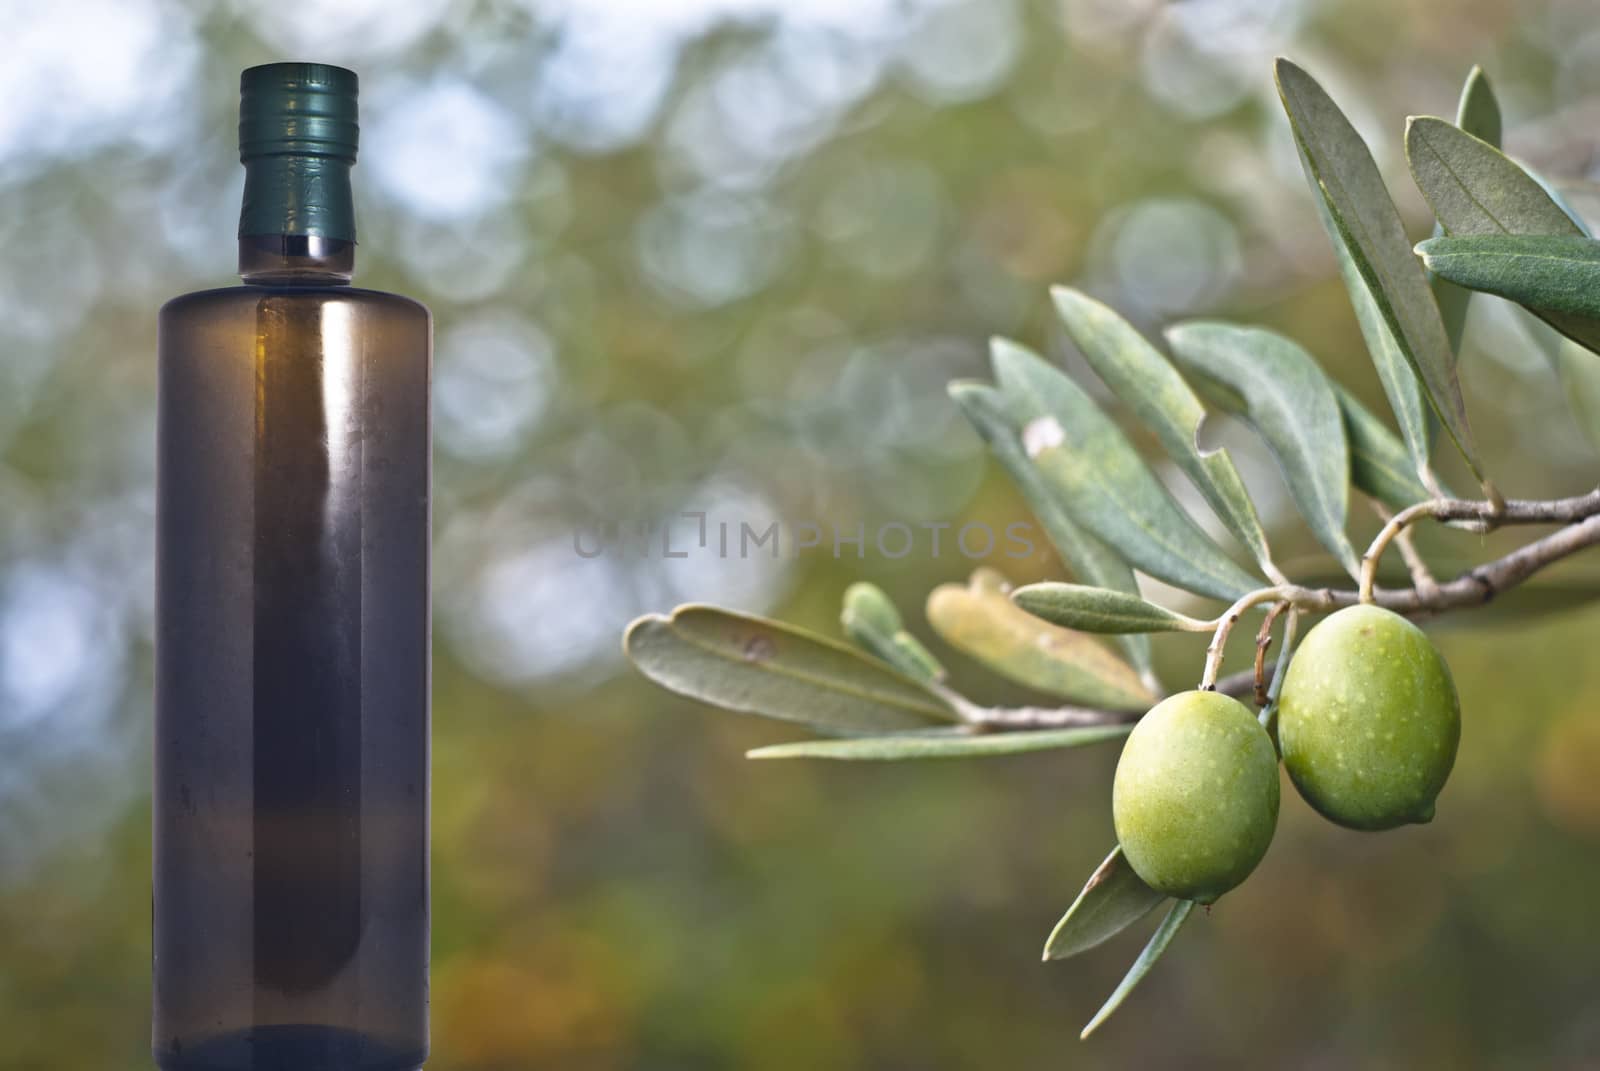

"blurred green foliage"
[2,0,1600,1067]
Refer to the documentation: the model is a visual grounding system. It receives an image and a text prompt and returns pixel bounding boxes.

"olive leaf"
[840,582,946,682]
[1416,236,1600,342]
[926,568,1155,710]
[989,339,1260,601]
[1010,583,1207,635]
[1050,286,1276,578]
[1301,138,1436,482]
[1335,386,1440,510]
[948,381,1153,674]
[1406,117,1600,354]
[747,724,1131,762]
[1431,66,1502,353]
[624,605,957,734]
[1276,58,1488,485]
[1454,65,1502,149]
[1165,322,1361,578]
[1080,899,1196,1039]
[1043,845,1167,962]
[1406,117,1578,238]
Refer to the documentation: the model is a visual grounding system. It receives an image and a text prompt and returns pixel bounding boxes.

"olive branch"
[1189,487,1600,695]
[622,59,1600,1036]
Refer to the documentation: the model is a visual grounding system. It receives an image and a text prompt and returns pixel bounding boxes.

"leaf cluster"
[624,59,1600,1037]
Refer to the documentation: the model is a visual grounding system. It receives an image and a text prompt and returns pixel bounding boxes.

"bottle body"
[154,281,431,1071]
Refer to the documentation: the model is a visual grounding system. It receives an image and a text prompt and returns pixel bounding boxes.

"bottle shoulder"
[161,284,430,323]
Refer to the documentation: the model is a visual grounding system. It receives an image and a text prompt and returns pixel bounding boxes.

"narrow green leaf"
[1043,846,1167,962]
[748,724,1131,761]
[1165,322,1361,577]
[841,581,902,638]
[1276,58,1488,484]
[840,582,945,682]
[1050,286,1276,578]
[1406,116,1578,238]
[990,340,1260,601]
[1432,66,1502,353]
[1415,115,1598,351]
[948,381,1153,674]
[1406,117,1600,354]
[1334,386,1439,510]
[1434,246,1472,357]
[1417,236,1600,343]
[1302,141,1436,480]
[624,605,956,734]
[1011,583,1205,634]
[1454,65,1502,149]
[926,569,1156,709]
[1080,899,1196,1039]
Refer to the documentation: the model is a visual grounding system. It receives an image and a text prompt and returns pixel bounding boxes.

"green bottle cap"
[239,62,358,162]
[237,63,359,241]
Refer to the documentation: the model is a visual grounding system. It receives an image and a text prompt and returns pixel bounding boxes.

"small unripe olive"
[1112,690,1280,904]
[1277,604,1460,831]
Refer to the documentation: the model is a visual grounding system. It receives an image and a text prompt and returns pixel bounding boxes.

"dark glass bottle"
[154,64,430,1071]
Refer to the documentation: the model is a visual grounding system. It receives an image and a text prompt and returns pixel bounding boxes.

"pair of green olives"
[1113,605,1460,904]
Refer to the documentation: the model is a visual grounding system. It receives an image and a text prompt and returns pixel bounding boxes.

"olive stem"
[1319,512,1600,614]
[1482,477,1507,519]
[1359,487,1600,602]
[1198,587,1292,691]
[1359,499,1447,602]
[1370,498,1438,596]
[966,664,1271,730]
[1253,600,1290,708]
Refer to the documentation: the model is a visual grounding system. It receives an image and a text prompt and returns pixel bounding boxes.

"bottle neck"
[238,153,356,284]
[239,234,355,284]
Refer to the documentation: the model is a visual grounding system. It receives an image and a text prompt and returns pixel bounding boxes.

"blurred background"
[2,0,1600,1066]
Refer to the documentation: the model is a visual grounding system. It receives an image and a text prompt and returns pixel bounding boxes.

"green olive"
[1112,690,1280,904]
[1277,604,1460,831]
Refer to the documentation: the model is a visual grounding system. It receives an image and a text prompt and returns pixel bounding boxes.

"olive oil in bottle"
[154,63,430,1071]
